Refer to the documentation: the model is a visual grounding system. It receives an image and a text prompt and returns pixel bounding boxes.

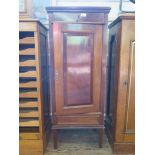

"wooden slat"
[20,37,35,44]
[19,101,38,108]
[19,71,36,78]
[20,110,39,118]
[19,91,38,98]
[19,133,40,140]
[19,119,39,127]
[19,48,35,55]
[19,21,37,31]
[19,139,43,155]
[19,81,37,88]
[20,60,36,67]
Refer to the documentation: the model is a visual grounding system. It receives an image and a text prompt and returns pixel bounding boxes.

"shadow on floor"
[45,129,132,155]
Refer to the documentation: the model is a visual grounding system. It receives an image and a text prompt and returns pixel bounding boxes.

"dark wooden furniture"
[105,14,135,154]
[46,6,111,149]
[19,19,51,155]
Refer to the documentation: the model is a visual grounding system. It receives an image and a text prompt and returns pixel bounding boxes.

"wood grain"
[19,20,51,155]
[20,59,36,67]
[20,133,40,140]
[105,14,135,154]
[19,119,39,127]
[19,91,38,98]
[47,7,110,148]
[19,139,43,155]
[19,48,35,55]
[19,37,35,44]
[19,71,36,78]
[19,101,38,108]
[53,23,102,115]
[19,81,37,88]
[20,110,39,118]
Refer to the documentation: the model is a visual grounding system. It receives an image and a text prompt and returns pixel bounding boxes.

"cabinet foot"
[53,129,58,149]
[98,128,104,148]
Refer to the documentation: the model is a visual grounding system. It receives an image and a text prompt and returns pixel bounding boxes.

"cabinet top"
[46,6,111,24]
[108,13,135,28]
[19,19,48,31]
[46,6,111,14]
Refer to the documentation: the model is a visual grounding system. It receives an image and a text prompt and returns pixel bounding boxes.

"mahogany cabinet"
[105,14,135,154]
[46,7,110,148]
[19,19,51,155]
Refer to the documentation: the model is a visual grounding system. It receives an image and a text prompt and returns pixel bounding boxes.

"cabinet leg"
[98,128,103,148]
[53,129,58,149]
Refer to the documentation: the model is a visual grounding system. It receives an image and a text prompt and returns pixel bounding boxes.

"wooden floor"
[45,129,133,155]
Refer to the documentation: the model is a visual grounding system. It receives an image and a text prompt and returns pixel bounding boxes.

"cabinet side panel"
[39,25,51,150]
[105,21,121,141]
[116,19,135,142]
[40,32,50,128]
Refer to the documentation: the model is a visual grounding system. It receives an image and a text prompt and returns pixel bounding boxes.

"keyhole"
[123,80,128,86]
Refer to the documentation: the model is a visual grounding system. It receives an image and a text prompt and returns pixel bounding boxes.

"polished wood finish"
[63,33,92,106]
[105,14,135,154]
[46,7,110,14]
[46,7,110,149]
[53,23,103,116]
[19,20,51,155]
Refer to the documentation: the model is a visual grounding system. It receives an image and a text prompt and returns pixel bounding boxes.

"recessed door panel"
[63,34,93,106]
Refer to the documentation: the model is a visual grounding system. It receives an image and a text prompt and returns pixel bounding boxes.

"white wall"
[55,0,135,22]
[32,0,134,26]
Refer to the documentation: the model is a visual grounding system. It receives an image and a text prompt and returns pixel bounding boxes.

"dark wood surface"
[46,7,111,24]
[105,14,135,154]
[63,32,93,106]
[46,6,111,13]
[53,23,103,116]
[47,7,110,149]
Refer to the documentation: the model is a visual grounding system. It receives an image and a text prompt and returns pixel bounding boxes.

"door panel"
[53,23,103,115]
[63,33,93,106]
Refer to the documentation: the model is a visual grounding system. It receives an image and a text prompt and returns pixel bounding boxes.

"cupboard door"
[53,23,103,115]
[123,41,135,142]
